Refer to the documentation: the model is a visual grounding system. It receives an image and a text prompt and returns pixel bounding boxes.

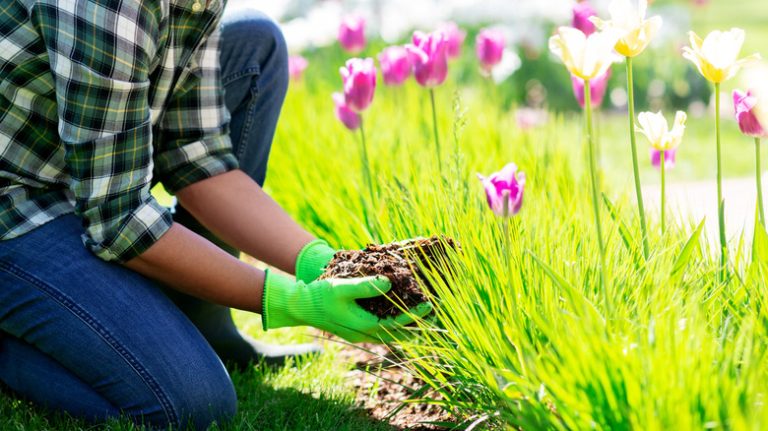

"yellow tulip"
[682,28,761,84]
[548,27,621,81]
[636,111,687,151]
[591,0,662,58]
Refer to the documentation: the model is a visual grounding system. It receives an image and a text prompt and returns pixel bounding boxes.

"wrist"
[262,270,323,330]
[295,239,337,283]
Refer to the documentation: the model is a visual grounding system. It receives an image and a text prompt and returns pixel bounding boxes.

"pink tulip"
[477,163,526,217]
[733,89,768,138]
[571,68,611,109]
[650,148,676,170]
[332,93,361,130]
[338,16,366,53]
[572,1,597,36]
[475,28,505,72]
[515,107,549,130]
[340,58,377,112]
[438,22,466,59]
[405,31,449,87]
[378,46,411,86]
[288,55,308,81]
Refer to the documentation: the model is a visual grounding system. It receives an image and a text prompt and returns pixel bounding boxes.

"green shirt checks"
[0,0,239,262]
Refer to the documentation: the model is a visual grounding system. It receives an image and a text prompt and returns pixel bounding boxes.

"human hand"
[262,270,433,343]
[295,239,338,283]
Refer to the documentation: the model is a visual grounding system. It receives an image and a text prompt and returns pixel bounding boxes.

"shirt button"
[191,1,202,12]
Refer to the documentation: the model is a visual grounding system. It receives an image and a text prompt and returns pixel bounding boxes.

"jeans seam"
[0,260,180,427]
[221,65,260,87]
[234,85,260,160]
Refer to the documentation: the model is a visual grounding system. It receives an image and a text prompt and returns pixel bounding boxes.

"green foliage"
[268,58,768,428]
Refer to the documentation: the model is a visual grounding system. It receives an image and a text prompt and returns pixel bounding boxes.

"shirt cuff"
[84,197,173,263]
[156,134,240,194]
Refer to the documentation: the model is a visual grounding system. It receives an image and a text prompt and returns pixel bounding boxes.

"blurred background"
[245,0,767,114]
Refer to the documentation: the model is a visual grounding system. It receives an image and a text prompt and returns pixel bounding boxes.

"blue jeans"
[0,8,288,430]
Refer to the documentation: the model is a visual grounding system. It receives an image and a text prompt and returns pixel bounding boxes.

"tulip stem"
[756,138,765,228]
[359,119,376,207]
[430,88,442,172]
[626,57,650,261]
[715,83,727,281]
[661,150,666,235]
[585,80,608,301]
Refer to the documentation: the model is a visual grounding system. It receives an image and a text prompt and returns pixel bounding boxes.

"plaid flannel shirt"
[0,0,239,262]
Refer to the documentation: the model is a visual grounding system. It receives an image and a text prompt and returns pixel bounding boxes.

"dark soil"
[320,236,456,318]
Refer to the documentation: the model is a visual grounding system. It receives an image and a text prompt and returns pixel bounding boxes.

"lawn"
[4,0,768,430]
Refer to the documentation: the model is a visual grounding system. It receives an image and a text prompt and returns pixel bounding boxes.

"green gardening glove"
[295,239,338,283]
[262,270,433,343]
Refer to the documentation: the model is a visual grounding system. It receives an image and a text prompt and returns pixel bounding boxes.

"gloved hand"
[295,239,338,283]
[262,270,432,343]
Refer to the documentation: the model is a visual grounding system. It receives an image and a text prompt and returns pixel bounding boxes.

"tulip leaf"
[752,207,768,265]
[528,251,603,323]
[601,193,642,268]
[671,218,706,281]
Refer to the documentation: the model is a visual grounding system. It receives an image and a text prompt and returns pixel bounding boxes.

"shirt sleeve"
[42,0,172,262]
[153,24,239,194]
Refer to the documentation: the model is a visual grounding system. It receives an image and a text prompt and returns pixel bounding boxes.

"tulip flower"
[378,46,411,86]
[340,58,377,112]
[288,55,308,81]
[590,0,662,58]
[733,90,767,138]
[650,148,676,170]
[683,29,760,84]
[571,68,610,109]
[734,89,767,227]
[572,1,598,36]
[515,107,549,130]
[548,26,620,81]
[438,22,466,59]
[406,31,449,88]
[477,163,525,217]
[637,110,686,234]
[406,30,449,170]
[338,16,366,53]
[476,28,505,73]
[332,93,361,130]
[683,29,760,277]
[636,110,687,151]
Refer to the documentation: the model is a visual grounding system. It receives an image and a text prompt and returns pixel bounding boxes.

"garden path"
[641,174,768,249]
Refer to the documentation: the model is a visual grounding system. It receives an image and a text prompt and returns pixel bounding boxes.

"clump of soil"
[320,236,456,318]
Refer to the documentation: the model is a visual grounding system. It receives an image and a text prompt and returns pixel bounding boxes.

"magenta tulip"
[288,55,308,81]
[338,16,366,53]
[733,89,768,138]
[478,163,526,217]
[515,107,549,130]
[572,68,611,109]
[340,58,376,112]
[378,46,411,86]
[405,31,449,87]
[332,93,361,130]
[650,148,676,170]
[572,1,597,36]
[438,22,466,59]
[476,28,505,72]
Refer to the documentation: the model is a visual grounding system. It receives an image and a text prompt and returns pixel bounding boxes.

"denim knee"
[220,8,288,90]
[170,370,238,430]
